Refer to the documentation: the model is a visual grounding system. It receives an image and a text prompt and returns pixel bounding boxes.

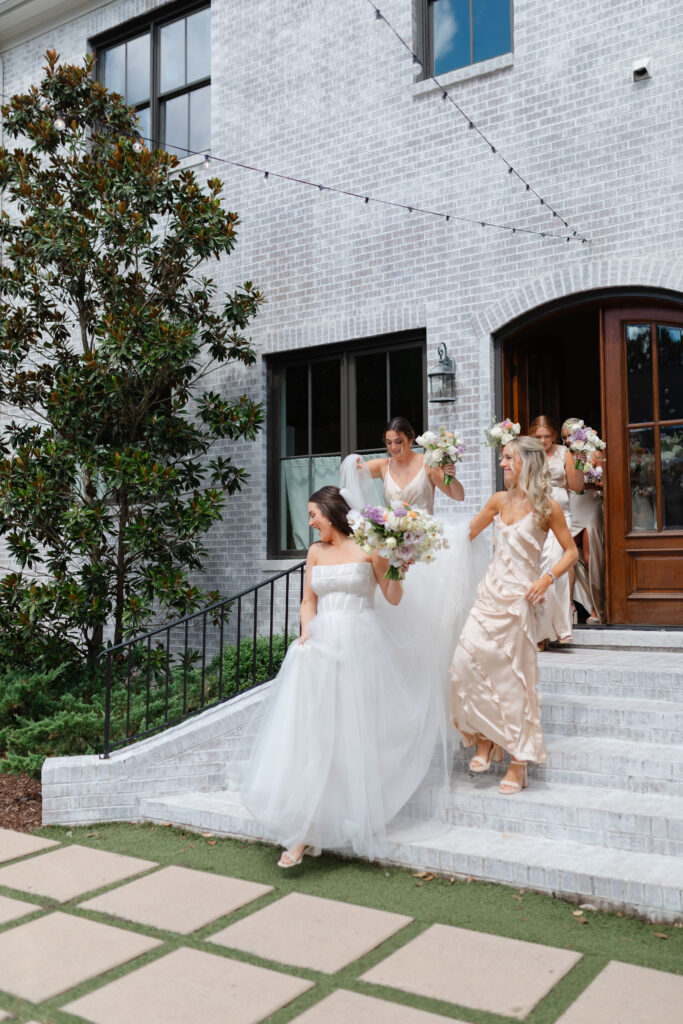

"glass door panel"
[626,324,653,423]
[657,325,683,421]
[661,426,683,530]
[629,428,656,531]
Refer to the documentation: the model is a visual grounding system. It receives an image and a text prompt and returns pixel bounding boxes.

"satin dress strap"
[383,462,435,514]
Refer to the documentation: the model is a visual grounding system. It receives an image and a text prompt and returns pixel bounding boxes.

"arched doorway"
[495,290,683,626]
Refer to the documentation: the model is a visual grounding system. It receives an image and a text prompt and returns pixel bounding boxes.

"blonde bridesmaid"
[450,437,577,794]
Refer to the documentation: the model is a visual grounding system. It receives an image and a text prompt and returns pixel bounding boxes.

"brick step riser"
[543,722,683,744]
[443,760,680,795]
[136,800,682,923]
[399,797,682,857]
[539,683,683,701]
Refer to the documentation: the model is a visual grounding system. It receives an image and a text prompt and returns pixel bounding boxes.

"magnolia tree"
[0,52,263,666]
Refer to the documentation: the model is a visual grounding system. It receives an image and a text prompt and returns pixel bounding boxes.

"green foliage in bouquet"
[0,633,293,776]
[0,51,263,668]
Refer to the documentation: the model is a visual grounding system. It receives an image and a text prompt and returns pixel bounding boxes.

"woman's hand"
[298,630,312,647]
[525,574,553,605]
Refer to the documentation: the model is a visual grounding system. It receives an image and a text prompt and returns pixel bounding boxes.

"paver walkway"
[0,824,680,1023]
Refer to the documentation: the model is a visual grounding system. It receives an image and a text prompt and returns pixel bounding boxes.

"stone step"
[538,649,683,701]
[137,790,683,923]
[402,773,683,856]
[539,694,683,744]
[448,735,683,795]
[570,627,683,652]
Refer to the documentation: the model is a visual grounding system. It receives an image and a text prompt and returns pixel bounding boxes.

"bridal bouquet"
[348,501,448,580]
[483,418,520,449]
[567,421,606,470]
[415,426,465,485]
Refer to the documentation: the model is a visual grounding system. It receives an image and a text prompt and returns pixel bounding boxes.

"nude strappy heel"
[499,761,528,794]
[277,846,322,868]
[469,741,503,774]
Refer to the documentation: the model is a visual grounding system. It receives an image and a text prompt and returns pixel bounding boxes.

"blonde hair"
[506,436,553,528]
[529,414,559,441]
[562,417,581,435]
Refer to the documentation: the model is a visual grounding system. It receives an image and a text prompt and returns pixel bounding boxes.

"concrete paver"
[208,891,412,974]
[0,827,57,863]
[361,923,582,1020]
[0,910,160,1002]
[0,844,157,901]
[63,946,314,1024]
[80,865,272,933]
[0,891,38,925]
[290,989,467,1023]
[555,960,683,1024]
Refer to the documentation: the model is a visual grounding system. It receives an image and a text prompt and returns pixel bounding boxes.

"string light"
[203,153,211,169]
[263,171,269,184]
[438,91,449,109]
[374,8,383,28]
[132,137,144,153]
[365,0,588,242]
[411,54,423,75]
[53,113,66,130]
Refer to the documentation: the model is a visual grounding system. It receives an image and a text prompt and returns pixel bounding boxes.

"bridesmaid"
[530,415,584,645]
[561,418,605,624]
[451,436,577,794]
[365,416,465,507]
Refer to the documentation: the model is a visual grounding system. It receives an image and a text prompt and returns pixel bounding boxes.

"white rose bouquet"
[483,418,521,449]
[567,421,606,470]
[348,501,449,580]
[582,463,603,487]
[415,426,465,486]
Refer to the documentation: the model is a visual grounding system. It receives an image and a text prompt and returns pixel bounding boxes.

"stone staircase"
[132,629,683,923]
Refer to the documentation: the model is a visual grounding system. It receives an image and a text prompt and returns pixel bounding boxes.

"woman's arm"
[298,546,320,644]
[428,464,465,502]
[564,450,585,493]
[364,457,388,480]
[525,500,578,605]
[370,553,405,606]
[469,492,505,541]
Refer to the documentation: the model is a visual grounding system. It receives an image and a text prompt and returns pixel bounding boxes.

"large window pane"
[311,360,341,454]
[626,324,653,424]
[661,426,683,530]
[629,428,656,531]
[189,85,211,153]
[432,0,470,74]
[103,43,125,96]
[134,105,151,144]
[474,0,511,62]
[389,347,424,434]
[160,18,186,94]
[187,7,211,84]
[282,365,308,457]
[356,352,387,451]
[658,325,683,421]
[161,93,189,157]
[126,33,150,105]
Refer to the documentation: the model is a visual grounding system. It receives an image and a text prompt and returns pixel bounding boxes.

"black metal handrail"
[100,560,306,758]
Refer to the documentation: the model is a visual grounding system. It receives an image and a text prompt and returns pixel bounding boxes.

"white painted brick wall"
[1,0,682,597]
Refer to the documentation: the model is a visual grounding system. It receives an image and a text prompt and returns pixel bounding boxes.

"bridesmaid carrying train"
[450,436,577,794]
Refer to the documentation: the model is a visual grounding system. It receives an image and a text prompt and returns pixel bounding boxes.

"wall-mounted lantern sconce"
[427,343,456,402]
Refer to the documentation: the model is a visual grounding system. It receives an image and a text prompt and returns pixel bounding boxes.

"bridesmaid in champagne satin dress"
[531,416,584,644]
[450,437,577,794]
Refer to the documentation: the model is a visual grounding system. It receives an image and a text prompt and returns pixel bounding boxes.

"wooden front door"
[603,305,683,624]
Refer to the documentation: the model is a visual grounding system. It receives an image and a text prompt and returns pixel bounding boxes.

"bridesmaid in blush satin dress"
[450,437,577,794]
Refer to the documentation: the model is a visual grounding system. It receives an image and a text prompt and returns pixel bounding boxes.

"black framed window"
[268,333,427,555]
[93,1,211,158]
[417,0,512,77]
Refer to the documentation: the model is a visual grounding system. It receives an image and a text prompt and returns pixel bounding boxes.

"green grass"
[0,822,672,1024]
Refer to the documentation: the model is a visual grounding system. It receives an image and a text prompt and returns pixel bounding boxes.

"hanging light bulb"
[53,112,66,131]
[439,91,449,108]
[263,171,270,184]
[411,53,422,75]
[203,154,211,169]
[374,9,383,28]
[363,196,370,207]
[132,137,144,153]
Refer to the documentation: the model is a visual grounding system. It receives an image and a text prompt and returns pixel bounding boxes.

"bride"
[238,486,447,867]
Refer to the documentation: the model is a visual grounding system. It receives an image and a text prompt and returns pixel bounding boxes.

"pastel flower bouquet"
[582,463,603,487]
[415,426,465,485]
[567,421,606,470]
[484,418,521,449]
[348,501,448,580]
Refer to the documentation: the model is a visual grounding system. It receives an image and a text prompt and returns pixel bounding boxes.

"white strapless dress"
[238,562,445,859]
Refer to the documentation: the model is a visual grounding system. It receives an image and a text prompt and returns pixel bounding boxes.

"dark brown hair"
[309,486,353,536]
[382,416,416,444]
[529,415,559,442]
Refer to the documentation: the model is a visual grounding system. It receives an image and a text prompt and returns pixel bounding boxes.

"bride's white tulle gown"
[238,561,446,858]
